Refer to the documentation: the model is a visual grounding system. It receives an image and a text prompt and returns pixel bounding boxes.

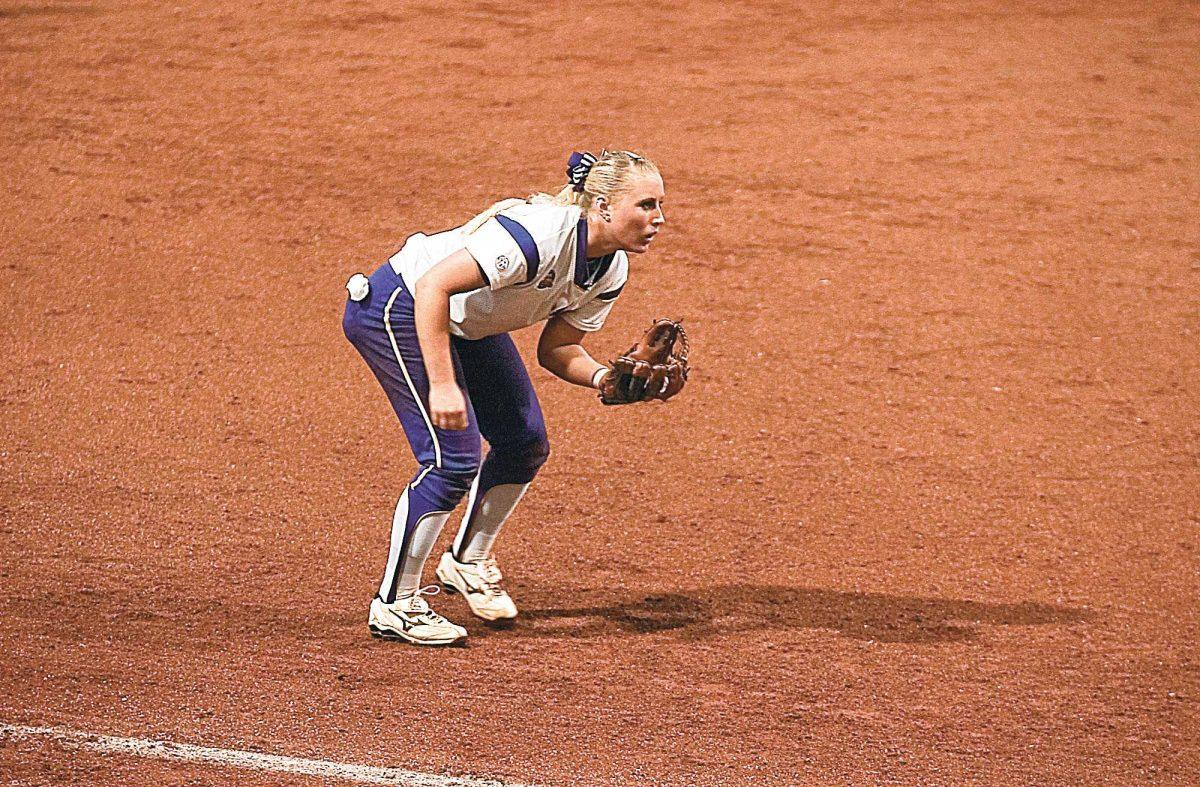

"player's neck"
[585,213,620,259]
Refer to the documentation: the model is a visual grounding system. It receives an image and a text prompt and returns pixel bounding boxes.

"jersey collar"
[575,217,615,289]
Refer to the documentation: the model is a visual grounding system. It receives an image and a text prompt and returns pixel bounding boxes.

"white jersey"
[388,203,627,340]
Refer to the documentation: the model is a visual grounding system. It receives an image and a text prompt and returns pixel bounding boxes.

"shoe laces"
[399,585,452,624]
[476,558,504,597]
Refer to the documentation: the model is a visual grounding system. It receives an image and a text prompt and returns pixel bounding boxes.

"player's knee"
[523,436,551,473]
[438,466,478,497]
[440,451,482,485]
[440,445,482,480]
[486,437,550,484]
[411,465,478,509]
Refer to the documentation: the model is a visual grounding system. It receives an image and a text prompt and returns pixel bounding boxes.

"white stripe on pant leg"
[0,723,526,786]
[377,487,412,600]
[383,285,441,468]
[411,465,434,489]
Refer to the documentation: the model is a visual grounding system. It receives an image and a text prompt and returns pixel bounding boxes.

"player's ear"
[594,196,612,222]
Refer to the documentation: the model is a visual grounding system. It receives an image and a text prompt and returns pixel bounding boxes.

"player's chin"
[627,236,656,254]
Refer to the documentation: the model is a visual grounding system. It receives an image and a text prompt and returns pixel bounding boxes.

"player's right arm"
[537,315,609,389]
[413,249,487,430]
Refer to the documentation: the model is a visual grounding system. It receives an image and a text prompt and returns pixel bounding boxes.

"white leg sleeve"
[451,480,529,563]
[395,511,449,598]
[377,487,450,602]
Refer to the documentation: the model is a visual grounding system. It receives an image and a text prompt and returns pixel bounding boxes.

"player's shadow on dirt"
[516,585,1092,644]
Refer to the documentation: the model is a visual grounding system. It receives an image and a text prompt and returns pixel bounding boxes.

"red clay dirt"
[2,1,1198,784]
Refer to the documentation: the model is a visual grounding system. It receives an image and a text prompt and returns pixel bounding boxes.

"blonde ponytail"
[461,197,526,235]
[569,149,660,211]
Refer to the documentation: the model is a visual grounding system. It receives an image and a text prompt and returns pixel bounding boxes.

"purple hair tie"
[567,151,598,192]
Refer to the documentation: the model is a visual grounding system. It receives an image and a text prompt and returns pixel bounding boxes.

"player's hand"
[429,382,469,430]
[598,319,689,405]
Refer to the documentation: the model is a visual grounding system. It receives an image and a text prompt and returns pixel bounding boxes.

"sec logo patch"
[496,255,511,272]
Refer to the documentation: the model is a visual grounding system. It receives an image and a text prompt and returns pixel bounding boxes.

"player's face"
[608,174,666,254]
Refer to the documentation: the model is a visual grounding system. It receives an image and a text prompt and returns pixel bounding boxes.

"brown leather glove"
[598,319,690,405]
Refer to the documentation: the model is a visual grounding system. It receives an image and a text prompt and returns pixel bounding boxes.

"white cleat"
[436,552,518,621]
[368,586,467,646]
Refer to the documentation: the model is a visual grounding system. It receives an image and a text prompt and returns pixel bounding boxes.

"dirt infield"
[2,0,1197,784]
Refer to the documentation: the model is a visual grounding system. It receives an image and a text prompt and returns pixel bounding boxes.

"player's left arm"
[537,315,609,390]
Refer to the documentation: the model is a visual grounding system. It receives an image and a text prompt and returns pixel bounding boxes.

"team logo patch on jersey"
[495,255,511,272]
[536,269,556,289]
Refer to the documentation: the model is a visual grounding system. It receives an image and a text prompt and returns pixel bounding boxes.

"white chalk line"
[0,723,526,786]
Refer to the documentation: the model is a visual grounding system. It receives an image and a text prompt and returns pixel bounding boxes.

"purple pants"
[342,262,550,600]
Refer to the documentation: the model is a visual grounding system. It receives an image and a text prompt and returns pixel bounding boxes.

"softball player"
[342,150,666,646]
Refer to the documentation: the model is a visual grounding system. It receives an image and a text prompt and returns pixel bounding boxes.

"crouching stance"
[342,150,666,645]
